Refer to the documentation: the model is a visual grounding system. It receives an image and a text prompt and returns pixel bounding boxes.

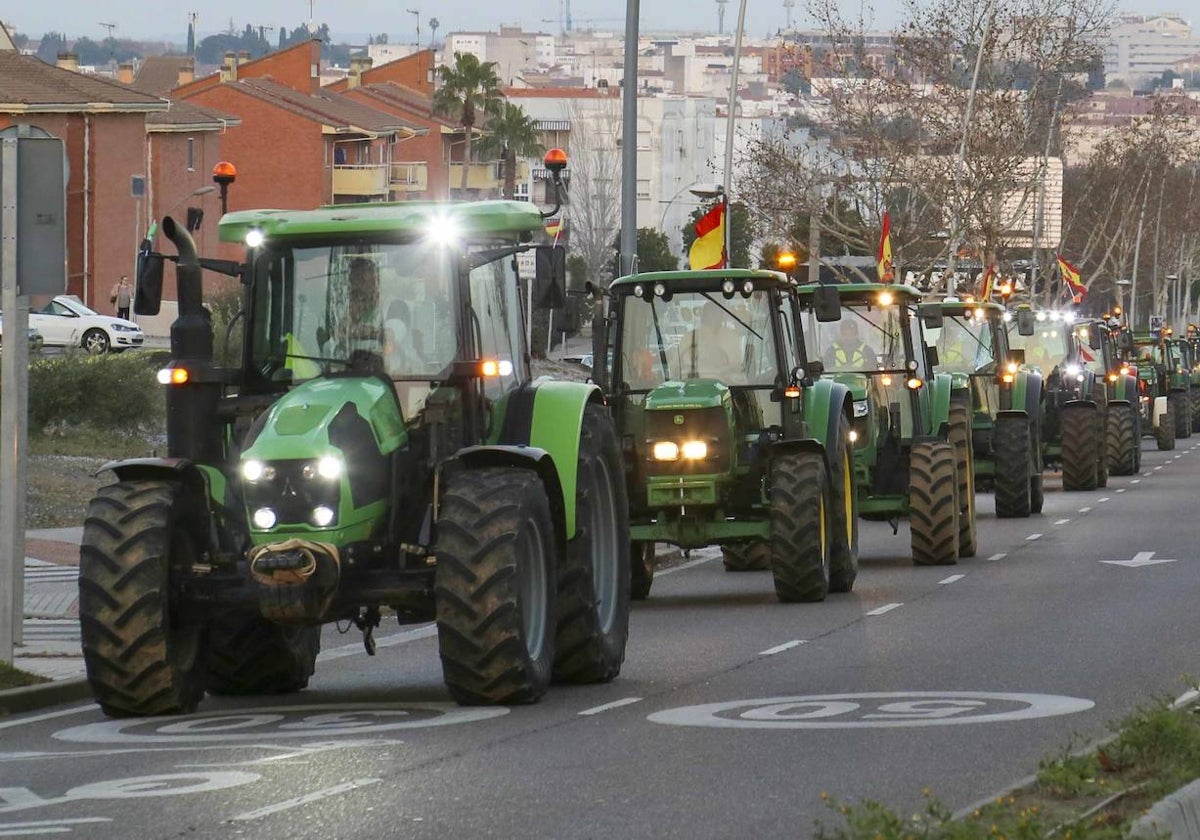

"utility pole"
[619,0,640,278]
[716,0,728,35]
[407,9,420,47]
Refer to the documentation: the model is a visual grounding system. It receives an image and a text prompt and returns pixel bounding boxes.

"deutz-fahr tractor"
[794,283,976,565]
[1126,329,1188,449]
[1005,307,1109,492]
[589,269,858,603]
[922,300,1045,515]
[79,158,633,717]
[1069,316,1141,475]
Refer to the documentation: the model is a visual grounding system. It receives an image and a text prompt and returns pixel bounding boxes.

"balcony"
[448,160,530,191]
[332,164,389,197]
[389,161,429,193]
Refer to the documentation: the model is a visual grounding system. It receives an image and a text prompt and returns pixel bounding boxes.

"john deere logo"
[673,415,685,425]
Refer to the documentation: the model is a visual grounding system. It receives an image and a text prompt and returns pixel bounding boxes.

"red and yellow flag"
[688,203,726,270]
[1056,254,1086,303]
[980,264,995,300]
[876,211,894,282]
[544,217,562,238]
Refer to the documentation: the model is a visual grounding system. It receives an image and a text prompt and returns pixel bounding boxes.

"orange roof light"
[544,148,568,173]
[212,160,237,184]
[776,251,798,270]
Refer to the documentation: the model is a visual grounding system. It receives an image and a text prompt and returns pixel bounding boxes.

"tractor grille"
[243,459,341,527]
[643,406,731,475]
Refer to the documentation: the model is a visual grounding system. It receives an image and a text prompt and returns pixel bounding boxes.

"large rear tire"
[769,450,831,603]
[434,468,556,705]
[1157,402,1176,451]
[1190,389,1200,434]
[553,405,631,685]
[79,481,206,717]
[993,417,1032,518]
[948,401,977,558]
[909,441,959,566]
[1106,403,1138,475]
[205,617,320,695]
[721,540,770,572]
[1061,403,1099,491]
[1093,384,1109,489]
[630,542,654,600]
[827,410,859,592]
[1172,392,1191,439]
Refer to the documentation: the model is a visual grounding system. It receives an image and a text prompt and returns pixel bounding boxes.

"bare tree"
[564,98,624,288]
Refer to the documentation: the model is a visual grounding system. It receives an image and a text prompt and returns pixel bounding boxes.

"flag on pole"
[876,211,894,282]
[544,217,562,239]
[688,203,726,270]
[980,264,995,300]
[1056,254,1086,303]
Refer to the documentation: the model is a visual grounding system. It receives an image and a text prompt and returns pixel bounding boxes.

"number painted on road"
[648,692,1093,729]
[54,703,508,744]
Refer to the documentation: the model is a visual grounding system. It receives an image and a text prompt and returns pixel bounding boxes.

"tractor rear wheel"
[1191,388,1200,433]
[1061,403,1099,491]
[206,617,320,695]
[79,481,206,717]
[434,468,556,705]
[630,542,655,600]
[722,540,770,571]
[1172,392,1191,439]
[993,416,1032,518]
[554,405,631,685]
[1093,384,1109,488]
[1106,403,1138,475]
[768,450,831,603]
[909,441,960,566]
[827,410,859,593]
[948,401,977,558]
[1157,402,1176,451]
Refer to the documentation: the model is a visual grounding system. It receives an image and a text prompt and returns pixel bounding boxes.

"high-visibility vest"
[284,332,321,379]
[833,342,869,368]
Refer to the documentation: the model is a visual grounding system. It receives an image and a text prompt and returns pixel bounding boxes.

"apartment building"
[1105,14,1200,88]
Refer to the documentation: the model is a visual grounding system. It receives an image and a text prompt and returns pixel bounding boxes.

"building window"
[186,137,194,171]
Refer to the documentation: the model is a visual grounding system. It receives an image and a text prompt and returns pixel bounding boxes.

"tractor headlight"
[242,460,275,482]
[848,429,859,443]
[317,456,342,479]
[652,441,680,461]
[252,507,277,529]
[311,505,336,527]
[681,440,708,460]
[1065,364,1081,378]
[853,400,869,418]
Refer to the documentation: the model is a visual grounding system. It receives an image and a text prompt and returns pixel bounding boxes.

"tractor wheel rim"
[516,517,549,662]
[589,456,619,634]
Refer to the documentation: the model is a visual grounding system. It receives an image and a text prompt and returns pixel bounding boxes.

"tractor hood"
[829,372,871,401]
[644,379,731,412]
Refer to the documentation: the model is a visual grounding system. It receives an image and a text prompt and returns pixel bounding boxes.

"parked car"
[28,295,144,354]
[0,318,45,355]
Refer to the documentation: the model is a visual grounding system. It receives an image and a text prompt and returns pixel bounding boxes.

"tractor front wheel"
[206,617,320,695]
[434,468,557,705]
[993,417,1032,518]
[948,400,977,558]
[554,405,631,685]
[79,481,206,717]
[1190,388,1200,434]
[1106,403,1138,475]
[722,540,771,571]
[1172,392,1191,439]
[1061,403,1100,491]
[1157,401,1176,451]
[909,441,960,566]
[827,410,859,592]
[768,450,831,603]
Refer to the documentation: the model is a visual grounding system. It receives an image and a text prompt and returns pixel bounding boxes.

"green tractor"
[922,300,1044,515]
[794,283,976,565]
[1167,335,1197,436]
[78,162,633,717]
[1006,307,1110,492]
[1126,329,1188,449]
[589,269,858,603]
[1070,316,1141,475]
[1182,332,1200,433]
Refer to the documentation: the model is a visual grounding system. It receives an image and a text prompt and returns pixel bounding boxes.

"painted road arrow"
[1101,551,1178,568]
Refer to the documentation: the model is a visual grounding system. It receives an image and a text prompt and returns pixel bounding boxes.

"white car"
[29,295,145,354]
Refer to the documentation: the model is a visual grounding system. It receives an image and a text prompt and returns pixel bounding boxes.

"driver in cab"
[681,299,744,380]
[824,319,878,372]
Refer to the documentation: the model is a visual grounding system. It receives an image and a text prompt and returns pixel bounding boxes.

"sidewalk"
[15,526,86,682]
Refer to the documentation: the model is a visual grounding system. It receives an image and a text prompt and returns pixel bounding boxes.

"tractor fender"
[493,378,605,540]
[1013,370,1042,419]
[1110,374,1138,405]
[1062,398,1098,411]
[1153,396,1169,427]
[449,445,568,554]
[802,378,852,456]
[928,372,955,438]
[94,457,220,528]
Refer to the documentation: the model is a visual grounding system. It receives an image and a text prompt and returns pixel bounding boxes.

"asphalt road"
[3,437,1200,839]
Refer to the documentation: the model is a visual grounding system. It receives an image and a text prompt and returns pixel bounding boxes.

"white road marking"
[758,640,806,656]
[1101,551,1177,568]
[1174,455,1181,460]
[656,553,717,576]
[1078,507,1092,513]
[230,778,381,822]
[1116,489,1126,493]
[317,624,438,662]
[866,603,903,616]
[577,697,643,716]
[1131,479,1141,484]
[1154,466,1164,470]
[1098,497,1110,503]
[987,553,1006,561]
[938,575,965,585]
[0,818,111,835]
[1054,519,1070,525]
[1026,533,1043,541]
[0,705,95,733]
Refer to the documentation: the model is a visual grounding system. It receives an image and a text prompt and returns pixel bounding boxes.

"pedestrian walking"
[111,276,132,320]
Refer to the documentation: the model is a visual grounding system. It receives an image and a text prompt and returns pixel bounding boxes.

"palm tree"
[477,102,544,199]
[432,52,505,195]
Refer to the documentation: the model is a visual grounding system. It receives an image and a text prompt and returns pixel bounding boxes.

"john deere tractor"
[794,283,975,565]
[78,160,632,717]
[590,269,858,603]
[1185,326,1200,432]
[1070,316,1141,475]
[1126,329,1187,449]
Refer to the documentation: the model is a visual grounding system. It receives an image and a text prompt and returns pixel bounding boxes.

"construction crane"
[715,0,728,35]
[98,21,117,39]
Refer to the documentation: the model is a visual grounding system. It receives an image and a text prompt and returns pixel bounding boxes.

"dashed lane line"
[938,575,965,585]
[230,779,382,822]
[1026,534,1043,541]
[758,640,806,657]
[1098,497,1111,503]
[1054,519,1070,525]
[1078,507,1092,513]
[1116,489,1126,493]
[988,553,1007,561]
[656,553,718,577]
[1131,479,1141,484]
[866,603,903,616]
[578,697,645,716]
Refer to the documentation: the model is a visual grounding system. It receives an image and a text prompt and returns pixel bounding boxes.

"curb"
[1130,779,1200,839]
[0,678,92,716]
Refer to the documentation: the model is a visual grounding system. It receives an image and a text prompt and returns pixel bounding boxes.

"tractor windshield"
[618,290,780,389]
[803,301,906,374]
[1007,320,1071,373]
[923,313,997,374]
[247,241,458,383]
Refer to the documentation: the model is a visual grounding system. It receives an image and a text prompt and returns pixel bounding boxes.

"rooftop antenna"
[407,8,420,45]
[716,0,728,35]
[565,0,573,33]
[98,21,117,38]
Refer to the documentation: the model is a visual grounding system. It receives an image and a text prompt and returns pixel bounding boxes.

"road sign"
[0,136,67,296]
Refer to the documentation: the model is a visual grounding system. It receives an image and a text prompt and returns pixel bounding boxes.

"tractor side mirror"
[916,303,944,329]
[1016,309,1036,336]
[1089,330,1102,350]
[925,345,940,369]
[812,286,842,322]
[1009,349,1026,365]
[535,244,567,309]
[134,251,165,316]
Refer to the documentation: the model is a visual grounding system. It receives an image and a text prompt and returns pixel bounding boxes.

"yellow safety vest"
[833,342,869,368]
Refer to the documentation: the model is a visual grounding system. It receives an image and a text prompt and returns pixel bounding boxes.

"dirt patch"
[27,454,110,531]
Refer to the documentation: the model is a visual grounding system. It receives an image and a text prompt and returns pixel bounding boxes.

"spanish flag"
[876,211,894,283]
[688,203,726,270]
[980,264,995,300]
[1056,254,1086,304]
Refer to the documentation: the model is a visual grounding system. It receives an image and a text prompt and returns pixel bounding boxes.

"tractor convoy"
[77,178,1155,717]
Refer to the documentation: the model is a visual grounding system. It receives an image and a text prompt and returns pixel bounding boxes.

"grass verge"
[0,661,51,691]
[815,687,1200,838]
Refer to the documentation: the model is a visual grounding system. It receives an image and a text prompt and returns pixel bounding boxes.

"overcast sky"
[6,1,911,44]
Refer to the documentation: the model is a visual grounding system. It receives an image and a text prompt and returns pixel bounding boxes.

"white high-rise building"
[1105,14,1200,87]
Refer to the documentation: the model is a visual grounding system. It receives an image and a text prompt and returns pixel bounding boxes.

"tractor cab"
[1129,328,1190,447]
